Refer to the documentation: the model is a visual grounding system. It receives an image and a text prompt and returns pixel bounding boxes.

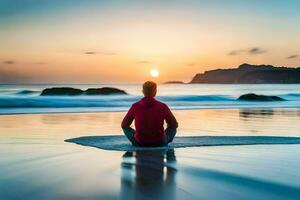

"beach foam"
[0,93,299,114]
[1,84,300,114]
[65,136,300,151]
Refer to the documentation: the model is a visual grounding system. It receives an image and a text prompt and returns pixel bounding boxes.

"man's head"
[143,81,157,97]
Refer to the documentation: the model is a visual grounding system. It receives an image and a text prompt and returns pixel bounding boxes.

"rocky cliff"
[190,63,300,83]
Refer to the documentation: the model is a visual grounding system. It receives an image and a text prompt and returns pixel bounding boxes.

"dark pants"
[122,127,177,146]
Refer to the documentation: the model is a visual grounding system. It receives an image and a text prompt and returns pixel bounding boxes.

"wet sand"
[0,108,300,199]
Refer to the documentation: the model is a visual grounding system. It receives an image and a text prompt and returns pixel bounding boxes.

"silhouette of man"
[121,81,178,146]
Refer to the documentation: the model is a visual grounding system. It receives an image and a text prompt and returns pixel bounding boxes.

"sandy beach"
[1,109,300,200]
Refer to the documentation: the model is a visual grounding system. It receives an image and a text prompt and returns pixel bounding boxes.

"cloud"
[3,60,15,64]
[287,55,298,59]
[228,51,240,56]
[136,60,151,64]
[186,63,196,67]
[85,51,96,55]
[228,47,266,56]
[249,48,266,54]
[84,51,116,55]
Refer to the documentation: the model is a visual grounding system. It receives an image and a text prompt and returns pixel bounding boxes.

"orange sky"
[0,1,300,83]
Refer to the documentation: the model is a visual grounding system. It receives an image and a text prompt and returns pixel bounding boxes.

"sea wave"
[16,90,40,95]
[0,95,137,108]
[0,93,299,114]
[159,95,232,101]
[0,95,234,108]
[285,93,300,97]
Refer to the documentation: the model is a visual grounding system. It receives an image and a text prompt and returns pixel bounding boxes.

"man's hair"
[143,81,157,97]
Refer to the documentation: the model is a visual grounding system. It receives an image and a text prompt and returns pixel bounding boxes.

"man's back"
[122,97,178,146]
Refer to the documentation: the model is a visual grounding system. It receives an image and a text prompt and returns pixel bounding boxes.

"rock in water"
[85,87,127,95]
[41,87,127,96]
[41,87,84,96]
[238,93,285,101]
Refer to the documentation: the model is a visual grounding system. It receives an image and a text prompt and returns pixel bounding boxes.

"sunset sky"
[0,0,300,83]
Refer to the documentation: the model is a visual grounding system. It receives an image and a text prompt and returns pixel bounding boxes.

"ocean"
[0,84,300,114]
[1,84,300,199]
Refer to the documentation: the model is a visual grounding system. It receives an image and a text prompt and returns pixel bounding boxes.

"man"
[121,81,178,147]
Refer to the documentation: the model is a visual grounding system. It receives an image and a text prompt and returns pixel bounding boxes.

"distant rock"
[41,87,84,96]
[238,93,285,101]
[85,87,127,95]
[163,81,185,84]
[40,87,127,96]
[190,63,300,84]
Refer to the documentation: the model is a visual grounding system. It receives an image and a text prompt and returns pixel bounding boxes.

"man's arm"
[121,105,135,129]
[164,105,178,144]
[165,105,178,129]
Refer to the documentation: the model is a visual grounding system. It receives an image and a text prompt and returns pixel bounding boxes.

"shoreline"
[1,105,299,116]
[1,108,299,138]
[1,108,300,199]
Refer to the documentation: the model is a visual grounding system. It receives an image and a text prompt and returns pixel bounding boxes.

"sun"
[150,69,159,78]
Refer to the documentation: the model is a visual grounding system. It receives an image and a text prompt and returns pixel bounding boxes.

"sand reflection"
[120,149,177,200]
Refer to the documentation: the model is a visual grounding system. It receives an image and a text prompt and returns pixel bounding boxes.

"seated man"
[121,81,178,147]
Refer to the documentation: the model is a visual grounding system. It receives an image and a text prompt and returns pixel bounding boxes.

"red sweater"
[121,97,178,146]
